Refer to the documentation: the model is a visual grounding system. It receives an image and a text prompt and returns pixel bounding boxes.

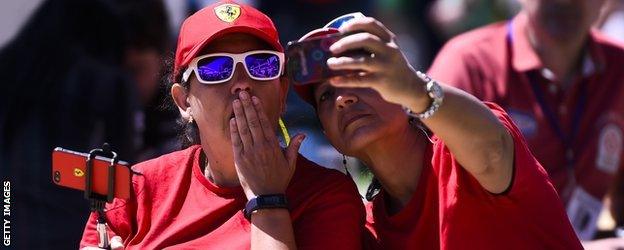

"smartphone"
[286,32,365,86]
[52,147,131,199]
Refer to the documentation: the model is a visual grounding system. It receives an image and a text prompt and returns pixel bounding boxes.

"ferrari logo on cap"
[214,3,241,23]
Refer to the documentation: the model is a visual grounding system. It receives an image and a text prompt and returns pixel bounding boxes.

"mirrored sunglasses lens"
[196,56,234,82]
[245,53,281,79]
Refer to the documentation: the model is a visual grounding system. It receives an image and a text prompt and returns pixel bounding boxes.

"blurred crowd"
[0,0,623,249]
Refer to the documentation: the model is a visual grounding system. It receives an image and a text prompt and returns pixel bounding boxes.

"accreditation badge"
[566,186,603,240]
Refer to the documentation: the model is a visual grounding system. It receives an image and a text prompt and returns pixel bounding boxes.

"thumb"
[110,236,124,250]
[285,134,306,167]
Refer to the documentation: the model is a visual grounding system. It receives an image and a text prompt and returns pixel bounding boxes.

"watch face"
[427,80,443,100]
[433,83,443,98]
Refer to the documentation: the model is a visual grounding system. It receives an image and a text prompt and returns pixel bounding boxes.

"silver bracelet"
[404,71,444,120]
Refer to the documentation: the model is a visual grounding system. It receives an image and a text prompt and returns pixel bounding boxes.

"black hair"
[162,53,200,149]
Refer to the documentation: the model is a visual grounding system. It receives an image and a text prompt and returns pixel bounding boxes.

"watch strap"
[243,194,288,219]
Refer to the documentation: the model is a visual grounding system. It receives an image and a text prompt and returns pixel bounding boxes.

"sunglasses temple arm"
[181,68,193,83]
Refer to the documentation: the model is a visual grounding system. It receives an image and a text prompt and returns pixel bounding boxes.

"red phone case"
[51,147,131,199]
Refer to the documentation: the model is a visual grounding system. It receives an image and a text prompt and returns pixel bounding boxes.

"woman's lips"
[342,113,370,132]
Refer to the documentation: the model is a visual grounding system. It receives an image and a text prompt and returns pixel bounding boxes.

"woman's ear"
[171,83,192,120]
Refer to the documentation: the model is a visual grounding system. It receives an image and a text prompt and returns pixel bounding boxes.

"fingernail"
[327,57,337,66]
[233,99,241,107]
[252,96,260,105]
[239,91,249,99]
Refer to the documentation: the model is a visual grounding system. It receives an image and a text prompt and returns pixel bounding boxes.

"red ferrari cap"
[292,27,340,107]
[174,1,283,81]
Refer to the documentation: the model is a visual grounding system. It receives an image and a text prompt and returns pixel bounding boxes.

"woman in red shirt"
[79,2,364,249]
[293,16,583,249]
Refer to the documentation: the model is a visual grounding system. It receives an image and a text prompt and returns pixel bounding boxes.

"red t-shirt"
[365,104,582,249]
[80,145,365,249]
[428,12,624,206]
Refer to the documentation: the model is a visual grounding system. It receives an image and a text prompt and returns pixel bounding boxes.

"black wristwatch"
[243,194,288,219]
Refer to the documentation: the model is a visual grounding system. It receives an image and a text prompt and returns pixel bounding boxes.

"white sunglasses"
[182,50,285,84]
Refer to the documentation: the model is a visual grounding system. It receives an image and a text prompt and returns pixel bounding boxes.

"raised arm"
[326,17,514,193]
[229,90,306,249]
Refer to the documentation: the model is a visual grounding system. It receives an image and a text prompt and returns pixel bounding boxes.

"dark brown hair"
[162,53,200,149]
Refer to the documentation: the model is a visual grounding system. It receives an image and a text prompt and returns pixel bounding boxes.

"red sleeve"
[293,175,365,250]
[484,102,549,196]
[79,178,141,248]
[438,102,553,196]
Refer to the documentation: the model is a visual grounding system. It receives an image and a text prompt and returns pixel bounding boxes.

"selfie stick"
[84,143,118,249]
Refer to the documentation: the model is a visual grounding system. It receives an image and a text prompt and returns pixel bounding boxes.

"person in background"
[113,0,180,161]
[80,1,364,249]
[428,0,624,246]
[0,0,140,249]
[293,15,582,249]
[427,0,519,40]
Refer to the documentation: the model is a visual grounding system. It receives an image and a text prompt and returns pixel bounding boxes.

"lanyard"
[526,73,587,164]
[506,21,588,168]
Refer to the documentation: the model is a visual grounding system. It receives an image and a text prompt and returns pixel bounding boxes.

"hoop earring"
[366,177,381,201]
[342,154,350,176]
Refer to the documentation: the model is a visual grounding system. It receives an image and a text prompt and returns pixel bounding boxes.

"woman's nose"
[336,91,359,110]
[230,63,252,94]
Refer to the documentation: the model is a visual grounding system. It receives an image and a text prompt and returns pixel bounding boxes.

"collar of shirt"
[510,12,606,78]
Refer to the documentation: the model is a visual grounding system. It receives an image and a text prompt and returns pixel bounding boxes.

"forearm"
[250,209,297,250]
[412,85,514,193]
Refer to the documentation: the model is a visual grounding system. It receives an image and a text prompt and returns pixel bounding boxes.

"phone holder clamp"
[84,143,118,249]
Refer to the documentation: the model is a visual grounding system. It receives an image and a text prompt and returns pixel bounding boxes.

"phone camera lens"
[54,171,61,183]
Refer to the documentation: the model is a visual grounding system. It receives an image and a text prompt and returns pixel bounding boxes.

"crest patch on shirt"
[596,123,622,174]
